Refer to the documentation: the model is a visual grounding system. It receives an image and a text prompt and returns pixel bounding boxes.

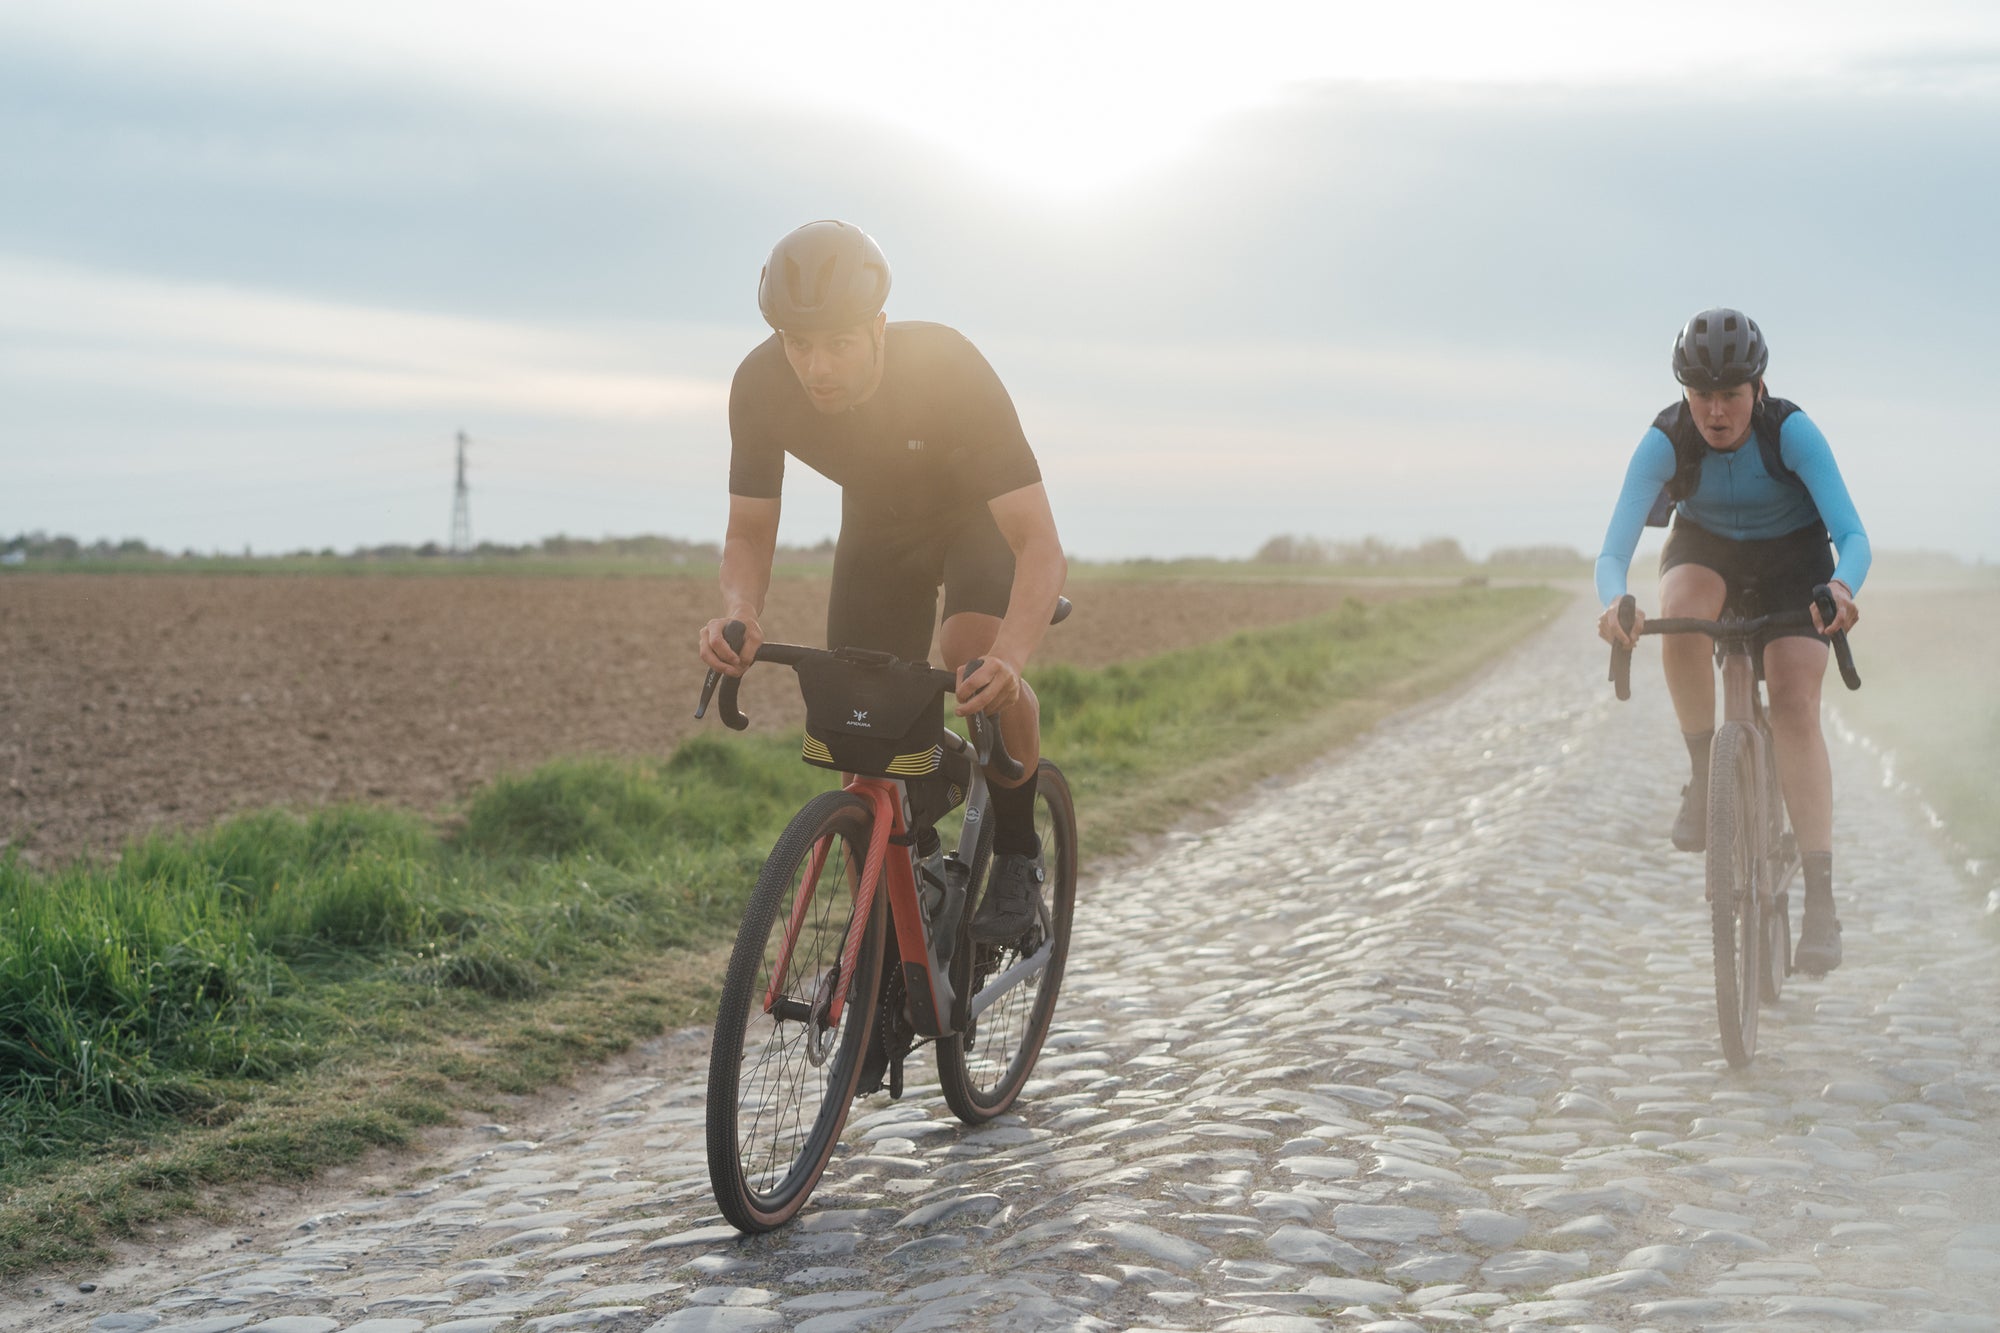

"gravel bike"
[1610,583,1860,1067]
[693,608,1077,1231]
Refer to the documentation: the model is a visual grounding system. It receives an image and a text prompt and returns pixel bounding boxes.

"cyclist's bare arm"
[701,494,780,676]
[956,482,1065,716]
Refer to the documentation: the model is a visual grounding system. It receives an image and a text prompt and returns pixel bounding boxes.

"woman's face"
[1685,381,1758,451]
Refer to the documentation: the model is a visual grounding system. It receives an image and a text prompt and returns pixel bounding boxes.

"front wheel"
[707,790,884,1232]
[1707,725,1762,1068]
[937,760,1078,1123]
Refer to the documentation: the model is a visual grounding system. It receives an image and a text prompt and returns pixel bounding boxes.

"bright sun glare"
[30,0,1995,200]
[561,1,1985,198]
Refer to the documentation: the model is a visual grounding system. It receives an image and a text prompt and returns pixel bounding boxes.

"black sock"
[1684,730,1714,783]
[1803,851,1833,909]
[989,770,1040,857]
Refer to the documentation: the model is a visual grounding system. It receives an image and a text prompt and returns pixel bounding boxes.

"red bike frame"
[760,775,956,1038]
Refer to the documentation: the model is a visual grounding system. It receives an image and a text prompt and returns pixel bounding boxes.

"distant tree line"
[1252,535,1591,569]
[2,532,161,563]
[0,531,838,564]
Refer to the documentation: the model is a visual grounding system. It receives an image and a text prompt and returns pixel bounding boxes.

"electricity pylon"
[449,430,471,555]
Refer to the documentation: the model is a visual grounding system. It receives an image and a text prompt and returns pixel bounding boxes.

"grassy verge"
[1830,585,2000,876]
[0,583,1561,1276]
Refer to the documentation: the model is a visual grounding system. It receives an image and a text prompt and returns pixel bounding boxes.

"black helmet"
[1671,307,1768,389]
[756,220,891,332]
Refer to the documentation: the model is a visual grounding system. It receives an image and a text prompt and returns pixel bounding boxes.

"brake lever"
[960,657,1026,782]
[695,621,747,720]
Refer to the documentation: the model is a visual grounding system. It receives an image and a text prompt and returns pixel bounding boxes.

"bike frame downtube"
[759,770,974,1037]
[1717,649,1777,887]
[845,776,956,1037]
[1718,642,1758,726]
[816,779,899,1028]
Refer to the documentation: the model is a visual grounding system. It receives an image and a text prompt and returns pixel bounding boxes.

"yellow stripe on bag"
[884,747,942,776]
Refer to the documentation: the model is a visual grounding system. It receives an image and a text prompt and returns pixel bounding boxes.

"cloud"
[0,257,729,420]
[3,24,1997,560]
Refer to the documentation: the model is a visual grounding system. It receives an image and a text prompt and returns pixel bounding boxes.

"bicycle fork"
[761,780,962,1041]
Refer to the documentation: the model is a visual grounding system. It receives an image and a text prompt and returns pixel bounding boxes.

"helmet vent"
[757,221,892,332]
[1671,306,1767,389]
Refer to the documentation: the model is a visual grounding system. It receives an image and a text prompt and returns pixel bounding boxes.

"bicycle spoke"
[939,761,1077,1122]
[709,792,883,1231]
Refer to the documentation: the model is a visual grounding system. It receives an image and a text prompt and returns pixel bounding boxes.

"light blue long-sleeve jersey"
[1593,407,1870,606]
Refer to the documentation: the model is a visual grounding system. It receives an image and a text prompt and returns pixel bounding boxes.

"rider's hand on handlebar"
[955,655,1021,717]
[1598,600,1643,650]
[699,614,763,677]
[1811,581,1859,636]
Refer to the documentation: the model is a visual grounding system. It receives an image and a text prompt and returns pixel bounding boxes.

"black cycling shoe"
[1796,898,1843,976]
[969,851,1045,945]
[1672,779,1708,853]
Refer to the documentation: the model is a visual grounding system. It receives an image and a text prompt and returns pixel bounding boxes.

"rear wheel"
[1706,725,1762,1068]
[707,791,884,1232]
[938,760,1078,1123]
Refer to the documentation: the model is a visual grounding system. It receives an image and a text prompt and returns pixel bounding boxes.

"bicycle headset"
[1671,307,1768,391]
[757,220,892,332]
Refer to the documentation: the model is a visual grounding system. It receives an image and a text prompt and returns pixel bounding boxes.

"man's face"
[1685,381,1758,451]
[781,315,886,414]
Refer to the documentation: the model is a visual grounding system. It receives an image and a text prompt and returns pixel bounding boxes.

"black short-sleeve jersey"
[727,322,1041,545]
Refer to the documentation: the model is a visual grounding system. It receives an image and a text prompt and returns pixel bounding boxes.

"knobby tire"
[707,790,884,1232]
[1707,724,1762,1068]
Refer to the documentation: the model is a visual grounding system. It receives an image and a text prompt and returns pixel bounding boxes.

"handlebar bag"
[794,654,946,778]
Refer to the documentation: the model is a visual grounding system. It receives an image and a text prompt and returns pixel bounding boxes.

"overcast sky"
[3,1,1996,561]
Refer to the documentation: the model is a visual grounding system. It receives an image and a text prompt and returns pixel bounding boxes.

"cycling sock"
[1684,729,1714,781]
[989,770,1040,857]
[1803,850,1834,909]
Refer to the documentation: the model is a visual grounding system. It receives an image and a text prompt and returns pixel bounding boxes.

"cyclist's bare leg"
[1768,633,1841,969]
[1658,563,1727,733]
[1763,635,1832,854]
[939,611,1040,784]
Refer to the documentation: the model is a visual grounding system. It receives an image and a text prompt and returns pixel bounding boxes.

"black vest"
[1645,396,1815,528]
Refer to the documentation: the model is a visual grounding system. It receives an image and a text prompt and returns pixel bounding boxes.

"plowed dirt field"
[0,573,1404,861]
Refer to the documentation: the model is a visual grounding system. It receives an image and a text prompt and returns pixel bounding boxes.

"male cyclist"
[1595,308,1868,975]
[698,220,1066,945]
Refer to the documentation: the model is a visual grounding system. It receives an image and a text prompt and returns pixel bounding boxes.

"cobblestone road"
[19,598,2000,1333]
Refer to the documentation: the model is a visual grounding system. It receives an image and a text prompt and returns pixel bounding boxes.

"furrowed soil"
[0,573,1416,861]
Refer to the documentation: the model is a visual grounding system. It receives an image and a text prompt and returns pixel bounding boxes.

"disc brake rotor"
[804,966,840,1067]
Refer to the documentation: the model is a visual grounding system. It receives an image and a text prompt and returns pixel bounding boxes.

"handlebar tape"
[1611,595,1636,701]
[1812,585,1862,691]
